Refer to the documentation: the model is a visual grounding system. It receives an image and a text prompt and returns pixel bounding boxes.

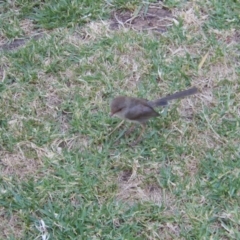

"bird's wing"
[125,102,159,123]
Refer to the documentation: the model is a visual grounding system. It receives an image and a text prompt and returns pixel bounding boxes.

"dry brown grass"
[0,208,25,239]
[1,0,239,238]
[0,151,42,179]
[19,19,36,36]
[117,170,176,208]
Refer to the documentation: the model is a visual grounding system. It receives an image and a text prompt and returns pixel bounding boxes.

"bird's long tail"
[149,87,198,107]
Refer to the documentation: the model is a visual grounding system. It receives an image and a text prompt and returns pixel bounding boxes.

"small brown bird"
[110,87,198,145]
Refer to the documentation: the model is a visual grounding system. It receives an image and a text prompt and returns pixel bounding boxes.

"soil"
[110,5,173,33]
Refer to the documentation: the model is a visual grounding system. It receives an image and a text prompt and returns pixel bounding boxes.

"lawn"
[0,0,240,239]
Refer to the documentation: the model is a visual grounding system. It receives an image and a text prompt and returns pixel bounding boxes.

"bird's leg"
[125,123,136,136]
[108,120,124,137]
[130,124,146,146]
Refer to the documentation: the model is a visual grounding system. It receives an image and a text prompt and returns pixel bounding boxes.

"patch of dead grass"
[0,208,25,239]
[174,5,208,30]
[65,20,111,47]
[19,19,35,36]
[116,163,175,209]
[177,97,198,120]
[181,154,199,178]
[81,21,111,41]
[50,134,90,153]
[0,147,43,180]
[158,222,182,240]
[117,52,152,91]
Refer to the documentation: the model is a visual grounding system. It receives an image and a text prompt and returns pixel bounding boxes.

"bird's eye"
[117,107,124,112]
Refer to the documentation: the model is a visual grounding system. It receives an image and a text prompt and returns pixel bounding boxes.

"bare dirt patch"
[110,4,173,33]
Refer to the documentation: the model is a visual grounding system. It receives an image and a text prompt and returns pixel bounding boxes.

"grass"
[0,0,240,239]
